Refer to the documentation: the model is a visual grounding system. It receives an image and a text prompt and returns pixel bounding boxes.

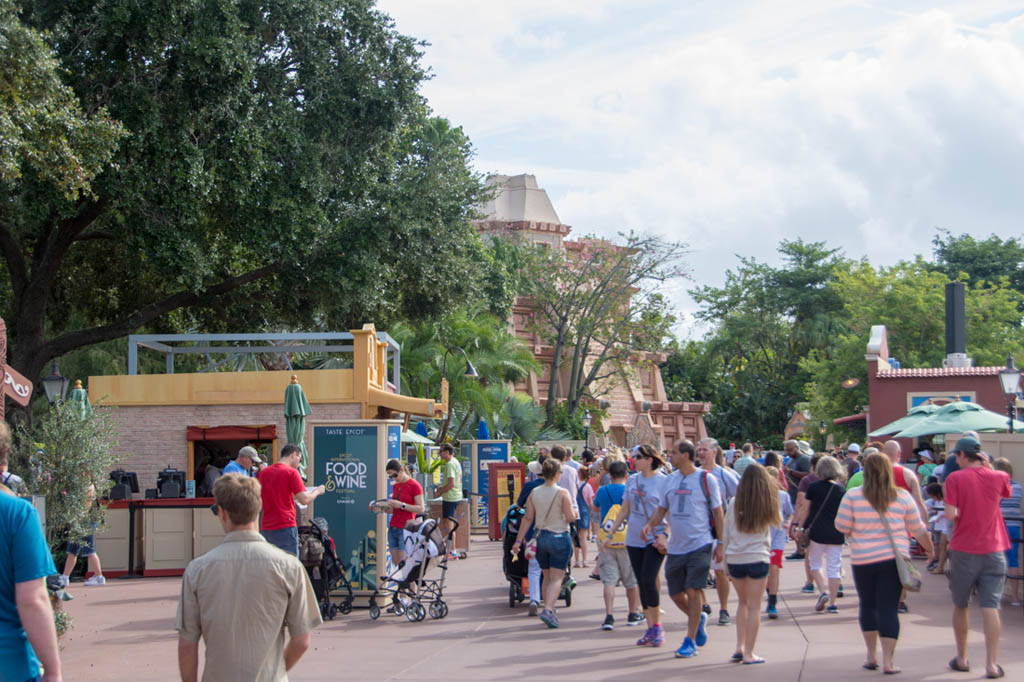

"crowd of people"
[513,435,1018,676]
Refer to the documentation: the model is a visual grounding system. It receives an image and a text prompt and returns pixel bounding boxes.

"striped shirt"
[834,488,925,565]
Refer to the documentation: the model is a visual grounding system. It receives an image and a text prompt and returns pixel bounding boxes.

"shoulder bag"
[878,504,923,592]
[799,482,837,550]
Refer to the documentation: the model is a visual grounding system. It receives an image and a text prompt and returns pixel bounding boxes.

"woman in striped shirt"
[835,453,934,675]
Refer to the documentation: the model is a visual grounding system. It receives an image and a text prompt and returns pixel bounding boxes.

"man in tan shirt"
[176,474,322,682]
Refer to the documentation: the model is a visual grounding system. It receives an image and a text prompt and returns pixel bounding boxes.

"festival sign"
[468,440,510,529]
[312,423,388,593]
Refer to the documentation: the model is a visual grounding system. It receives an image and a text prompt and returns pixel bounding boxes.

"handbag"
[799,482,837,550]
[878,507,922,592]
[523,488,561,560]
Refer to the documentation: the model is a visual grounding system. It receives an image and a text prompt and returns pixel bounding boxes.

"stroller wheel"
[562,587,572,608]
[369,603,381,620]
[405,601,422,623]
[339,599,353,615]
[391,598,406,616]
[508,583,517,608]
[430,601,448,619]
[415,602,428,621]
[327,603,338,620]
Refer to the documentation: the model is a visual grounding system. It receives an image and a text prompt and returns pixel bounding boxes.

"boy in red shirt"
[944,436,1011,678]
[258,444,325,555]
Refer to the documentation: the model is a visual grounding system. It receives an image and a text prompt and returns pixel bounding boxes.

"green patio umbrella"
[67,379,92,419]
[894,400,1024,439]
[284,375,312,479]
[401,429,434,445]
[867,403,939,437]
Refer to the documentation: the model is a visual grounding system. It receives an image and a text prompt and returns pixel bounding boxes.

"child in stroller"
[298,517,354,620]
[501,504,572,609]
[368,516,455,622]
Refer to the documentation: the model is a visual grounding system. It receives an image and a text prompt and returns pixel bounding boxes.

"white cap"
[847,443,861,454]
[238,446,262,464]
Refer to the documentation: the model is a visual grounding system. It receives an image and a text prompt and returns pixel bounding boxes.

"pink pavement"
[58,539,1023,681]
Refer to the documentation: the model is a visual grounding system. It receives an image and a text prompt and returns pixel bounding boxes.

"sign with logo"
[312,424,383,592]
[471,441,510,529]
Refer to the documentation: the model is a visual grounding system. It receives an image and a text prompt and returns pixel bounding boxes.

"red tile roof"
[875,366,1005,379]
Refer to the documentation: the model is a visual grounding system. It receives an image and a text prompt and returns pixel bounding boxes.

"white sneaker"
[58,574,70,587]
[83,575,106,586]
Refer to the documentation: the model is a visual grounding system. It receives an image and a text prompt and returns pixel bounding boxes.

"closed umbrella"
[894,400,1024,438]
[415,421,430,438]
[284,375,312,479]
[67,380,92,419]
[477,418,490,440]
[868,403,939,437]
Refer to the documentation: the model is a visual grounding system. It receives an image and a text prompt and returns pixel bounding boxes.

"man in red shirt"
[944,436,1011,678]
[258,444,325,555]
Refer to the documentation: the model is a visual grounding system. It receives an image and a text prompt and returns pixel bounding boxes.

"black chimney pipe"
[945,281,966,356]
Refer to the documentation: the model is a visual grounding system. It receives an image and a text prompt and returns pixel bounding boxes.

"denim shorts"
[728,561,770,580]
[66,534,96,557]
[535,529,572,570]
[261,526,299,556]
[387,526,405,552]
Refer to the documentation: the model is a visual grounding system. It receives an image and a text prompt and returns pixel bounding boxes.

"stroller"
[298,517,354,620]
[368,516,455,622]
[501,504,572,609]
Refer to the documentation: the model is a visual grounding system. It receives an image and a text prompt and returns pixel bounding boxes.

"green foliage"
[0,0,125,197]
[931,230,1024,301]
[2,0,489,393]
[12,401,119,551]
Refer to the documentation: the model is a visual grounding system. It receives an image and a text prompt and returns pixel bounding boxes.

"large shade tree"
[2,0,488,403]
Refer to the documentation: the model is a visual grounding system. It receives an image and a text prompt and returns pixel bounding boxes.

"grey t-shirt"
[624,472,667,548]
[660,469,722,555]
[707,465,740,500]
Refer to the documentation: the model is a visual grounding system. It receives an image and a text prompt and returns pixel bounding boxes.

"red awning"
[832,413,867,425]
[186,425,277,442]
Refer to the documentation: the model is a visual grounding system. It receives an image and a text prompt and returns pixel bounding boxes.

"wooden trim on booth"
[142,568,186,577]
[187,441,195,483]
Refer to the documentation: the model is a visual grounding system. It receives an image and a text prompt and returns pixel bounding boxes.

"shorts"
[387,526,405,551]
[66,535,96,557]
[665,543,713,595]
[598,547,638,588]
[261,526,299,556]
[442,500,460,520]
[728,561,770,580]
[536,529,572,570]
[948,550,1007,609]
[770,549,784,568]
[808,541,843,580]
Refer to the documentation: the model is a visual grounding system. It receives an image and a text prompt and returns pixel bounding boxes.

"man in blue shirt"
[222,446,261,477]
[2,463,62,681]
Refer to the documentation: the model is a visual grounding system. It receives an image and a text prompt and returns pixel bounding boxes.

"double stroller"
[368,516,456,622]
[501,504,572,609]
[298,517,354,620]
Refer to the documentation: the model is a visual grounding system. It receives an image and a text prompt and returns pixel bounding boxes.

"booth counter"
[96,498,225,578]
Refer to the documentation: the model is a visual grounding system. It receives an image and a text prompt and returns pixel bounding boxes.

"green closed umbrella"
[284,375,312,480]
[67,380,92,419]
[868,403,939,437]
[894,400,1024,439]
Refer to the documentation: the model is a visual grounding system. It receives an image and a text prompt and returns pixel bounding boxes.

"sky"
[377,1,1024,331]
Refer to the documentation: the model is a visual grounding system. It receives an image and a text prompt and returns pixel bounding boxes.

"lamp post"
[998,354,1021,433]
[438,347,479,442]
[41,360,70,405]
[582,409,592,446]
[818,419,826,452]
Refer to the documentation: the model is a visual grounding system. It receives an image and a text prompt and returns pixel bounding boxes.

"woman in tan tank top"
[513,457,575,628]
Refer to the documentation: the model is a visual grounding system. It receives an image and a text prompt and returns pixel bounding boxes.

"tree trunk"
[544,327,567,428]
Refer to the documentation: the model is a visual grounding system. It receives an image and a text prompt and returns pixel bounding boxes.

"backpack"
[598,502,627,548]
[699,471,718,540]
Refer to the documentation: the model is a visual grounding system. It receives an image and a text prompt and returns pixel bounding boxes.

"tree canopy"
[2,0,490,402]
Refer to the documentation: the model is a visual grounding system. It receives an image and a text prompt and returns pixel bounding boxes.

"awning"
[832,413,866,426]
[186,425,278,441]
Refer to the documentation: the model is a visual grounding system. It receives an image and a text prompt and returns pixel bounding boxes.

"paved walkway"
[60,537,1023,681]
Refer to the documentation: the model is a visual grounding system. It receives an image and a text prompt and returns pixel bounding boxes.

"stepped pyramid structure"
[475,174,709,449]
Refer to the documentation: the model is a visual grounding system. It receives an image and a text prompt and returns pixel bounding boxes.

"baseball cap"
[951,436,980,456]
[238,445,263,463]
[847,443,861,454]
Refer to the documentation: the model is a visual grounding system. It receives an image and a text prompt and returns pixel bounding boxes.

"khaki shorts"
[599,547,638,588]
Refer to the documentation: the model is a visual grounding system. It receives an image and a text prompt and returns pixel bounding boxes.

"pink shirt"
[945,466,1012,554]
[834,488,925,565]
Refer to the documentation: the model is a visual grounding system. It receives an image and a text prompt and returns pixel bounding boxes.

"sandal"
[986,665,1005,679]
[862,663,879,670]
[948,657,970,672]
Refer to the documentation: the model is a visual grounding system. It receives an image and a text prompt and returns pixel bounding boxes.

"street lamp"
[582,409,592,446]
[41,360,70,405]
[998,354,1021,433]
[818,419,827,452]
[440,346,478,381]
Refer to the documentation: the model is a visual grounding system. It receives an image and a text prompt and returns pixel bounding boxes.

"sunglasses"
[387,472,398,479]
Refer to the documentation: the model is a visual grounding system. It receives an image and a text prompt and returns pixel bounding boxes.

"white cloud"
[378,1,1024,332]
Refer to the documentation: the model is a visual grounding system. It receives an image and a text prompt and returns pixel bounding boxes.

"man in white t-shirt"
[698,438,740,626]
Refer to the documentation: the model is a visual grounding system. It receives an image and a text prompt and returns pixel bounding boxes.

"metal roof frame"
[127,331,401,392]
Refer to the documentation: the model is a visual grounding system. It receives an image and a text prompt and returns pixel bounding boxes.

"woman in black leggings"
[834,453,933,674]
[606,444,668,646]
